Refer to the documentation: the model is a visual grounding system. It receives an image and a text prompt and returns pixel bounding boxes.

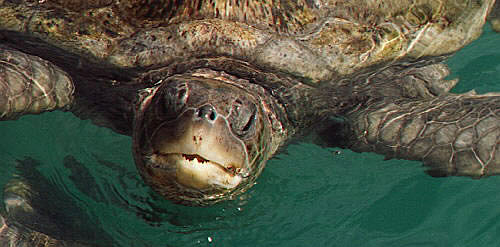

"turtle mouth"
[150,152,240,174]
[147,151,244,190]
[181,153,210,164]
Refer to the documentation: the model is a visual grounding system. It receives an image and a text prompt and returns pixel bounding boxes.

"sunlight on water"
[0,25,499,247]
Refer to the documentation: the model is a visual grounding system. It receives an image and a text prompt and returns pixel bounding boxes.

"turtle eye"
[159,82,188,120]
[229,98,257,139]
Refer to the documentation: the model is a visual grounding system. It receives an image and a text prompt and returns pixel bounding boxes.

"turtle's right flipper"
[0,213,76,247]
[1,214,93,247]
[1,189,91,247]
[1,158,109,247]
[0,46,74,120]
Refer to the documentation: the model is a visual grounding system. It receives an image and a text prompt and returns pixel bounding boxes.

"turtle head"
[133,71,274,205]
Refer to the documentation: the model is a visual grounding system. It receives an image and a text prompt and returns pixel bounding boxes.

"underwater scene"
[0,24,499,247]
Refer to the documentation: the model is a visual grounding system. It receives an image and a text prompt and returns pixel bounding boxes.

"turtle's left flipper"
[488,0,500,32]
[338,93,499,178]
[0,46,74,120]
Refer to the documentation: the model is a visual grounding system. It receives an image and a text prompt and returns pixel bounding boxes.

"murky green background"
[0,25,499,247]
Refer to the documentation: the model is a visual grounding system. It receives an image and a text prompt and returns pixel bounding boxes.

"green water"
[0,25,499,247]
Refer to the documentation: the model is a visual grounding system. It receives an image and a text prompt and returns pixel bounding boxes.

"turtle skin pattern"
[0,46,74,120]
[346,94,500,177]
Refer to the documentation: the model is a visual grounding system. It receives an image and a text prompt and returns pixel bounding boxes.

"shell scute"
[0,0,495,84]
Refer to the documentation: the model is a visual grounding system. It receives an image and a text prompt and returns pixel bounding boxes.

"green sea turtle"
[0,0,499,246]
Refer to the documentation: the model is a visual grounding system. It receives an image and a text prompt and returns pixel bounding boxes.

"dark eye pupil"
[241,113,255,132]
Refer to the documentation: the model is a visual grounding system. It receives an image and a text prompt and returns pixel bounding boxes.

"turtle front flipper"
[336,93,499,178]
[0,158,108,246]
[0,213,89,247]
[489,0,500,32]
[317,62,499,178]
[1,188,92,247]
[0,46,74,120]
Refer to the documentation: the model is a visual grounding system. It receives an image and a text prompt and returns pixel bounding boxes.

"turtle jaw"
[147,152,244,191]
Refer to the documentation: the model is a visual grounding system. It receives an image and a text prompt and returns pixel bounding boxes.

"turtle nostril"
[196,105,217,121]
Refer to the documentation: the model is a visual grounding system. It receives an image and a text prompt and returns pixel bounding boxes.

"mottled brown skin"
[0,0,499,246]
[324,64,500,177]
[489,0,500,32]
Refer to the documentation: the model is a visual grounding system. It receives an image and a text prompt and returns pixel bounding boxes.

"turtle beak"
[145,105,249,192]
